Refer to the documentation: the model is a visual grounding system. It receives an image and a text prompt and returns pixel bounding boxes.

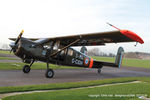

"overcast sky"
[0,0,150,54]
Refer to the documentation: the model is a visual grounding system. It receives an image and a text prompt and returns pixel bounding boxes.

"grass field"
[2,77,150,100]
[4,83,149,100]
[0,62,79,70]
[0,50,10,55]
[0,77,137,94]
[92,56,150,68]
[0,56,149,70]
[0,57,18,60]
[0,51,149,69]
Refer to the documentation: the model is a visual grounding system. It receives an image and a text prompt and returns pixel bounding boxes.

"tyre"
[23,65,31,73]
[45,69,54,78]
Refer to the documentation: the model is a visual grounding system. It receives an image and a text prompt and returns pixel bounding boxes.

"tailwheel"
[23,65,31,73]
[98,68,102,74]
[45,69,54,78]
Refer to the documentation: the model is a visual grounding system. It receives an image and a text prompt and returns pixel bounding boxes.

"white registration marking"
[72,58,83,65]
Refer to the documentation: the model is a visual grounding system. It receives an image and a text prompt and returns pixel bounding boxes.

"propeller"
[15,30,24,45]
[10,30,24,53]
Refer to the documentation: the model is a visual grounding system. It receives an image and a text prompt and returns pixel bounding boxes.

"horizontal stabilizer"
[92,60,118,68]
[92,47,124,68]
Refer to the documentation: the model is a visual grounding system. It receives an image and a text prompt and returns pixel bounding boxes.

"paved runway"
[0,66,150,87]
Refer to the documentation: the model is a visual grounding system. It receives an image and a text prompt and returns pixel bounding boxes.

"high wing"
[9,38,38,41]
[9,30,144,46]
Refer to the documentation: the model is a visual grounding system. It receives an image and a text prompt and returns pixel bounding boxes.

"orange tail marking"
[89,58,93,68]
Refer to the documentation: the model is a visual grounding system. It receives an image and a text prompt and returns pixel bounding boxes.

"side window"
[60,49,67,55]
[53,41,60,50]
[67,49,73,56]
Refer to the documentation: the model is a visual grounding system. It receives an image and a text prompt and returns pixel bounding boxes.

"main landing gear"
[98,68,102,74]
[22,60,54,78]
[97,65,103,74]
[23,60,35,73]
[45,63,54,78]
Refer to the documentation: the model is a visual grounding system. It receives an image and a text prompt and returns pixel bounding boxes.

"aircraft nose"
[9,42,15,48]
[9,42,19,53]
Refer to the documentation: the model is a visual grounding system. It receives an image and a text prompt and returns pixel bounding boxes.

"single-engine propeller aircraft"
[9,23,144,78]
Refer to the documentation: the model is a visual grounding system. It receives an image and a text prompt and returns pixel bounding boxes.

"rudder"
[115,47,124,68]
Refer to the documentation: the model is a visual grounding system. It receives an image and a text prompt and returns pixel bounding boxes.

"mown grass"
[4,83,149,100]
[0,56,149,70]
[0,77,138,94]
[0,57,18,60]
[0,77,150,94]
[0,62,79,70]
[2,77,150,100]
[0,50,149,68]
[92,56,150,68]
[0,50,10,55]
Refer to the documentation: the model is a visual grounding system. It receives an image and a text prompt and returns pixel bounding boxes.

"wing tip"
[120,30,144,44]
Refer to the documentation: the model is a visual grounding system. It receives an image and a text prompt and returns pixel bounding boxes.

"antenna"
[106,22,121,30]
[134,42,138,47]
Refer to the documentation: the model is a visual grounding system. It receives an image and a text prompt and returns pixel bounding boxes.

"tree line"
[87,48,115,57]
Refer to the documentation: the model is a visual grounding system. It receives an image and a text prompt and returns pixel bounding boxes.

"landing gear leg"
[45,63,54,78]
[98,68,102,74]
[97,65,103,74]
[23,60,35,73]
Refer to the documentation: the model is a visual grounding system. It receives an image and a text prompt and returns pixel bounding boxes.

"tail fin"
[115,47,124,68]
[90,47,124,69]
[80,46,87,55]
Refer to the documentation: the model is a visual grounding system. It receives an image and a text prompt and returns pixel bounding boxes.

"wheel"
[98,68,101,74]
[23,65,31,73]
[45,69,54,78]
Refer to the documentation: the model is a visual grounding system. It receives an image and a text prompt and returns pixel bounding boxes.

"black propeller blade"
[15,30,24,45]
[10,30,24,53]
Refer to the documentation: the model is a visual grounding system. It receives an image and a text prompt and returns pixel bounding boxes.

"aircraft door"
[65,48,84,67]
[57,49,67,62]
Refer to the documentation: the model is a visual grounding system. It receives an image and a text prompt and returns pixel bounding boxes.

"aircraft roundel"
[84,58,89,66]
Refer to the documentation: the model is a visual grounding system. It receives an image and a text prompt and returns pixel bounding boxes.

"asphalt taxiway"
[0,66,150,87]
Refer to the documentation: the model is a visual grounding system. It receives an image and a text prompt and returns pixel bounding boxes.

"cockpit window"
[53,41,60,50]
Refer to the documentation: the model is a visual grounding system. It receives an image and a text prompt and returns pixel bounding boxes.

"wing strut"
[50,39,80,57]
